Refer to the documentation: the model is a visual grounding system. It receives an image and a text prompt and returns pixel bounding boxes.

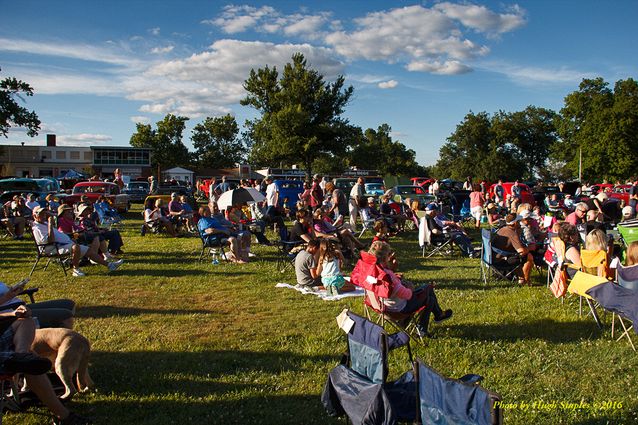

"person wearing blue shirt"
[198,206,245,263]
[426,203,477,257]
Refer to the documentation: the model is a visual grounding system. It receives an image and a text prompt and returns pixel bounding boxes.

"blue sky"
[1,0,636,166]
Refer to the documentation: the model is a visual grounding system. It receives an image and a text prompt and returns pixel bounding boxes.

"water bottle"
[211,252,220,265]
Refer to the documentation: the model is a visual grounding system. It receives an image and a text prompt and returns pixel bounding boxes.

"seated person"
[557,221,582,278]
[2,195,27,239]
[210,202,252,259]
[250,201,286,241]
[565,202,588,226]
[197,206,246,264]
[294,239,321,288]
[0,301,90,424]
[94,196,120,224]
[564,194,575,210]
[289,209,316,243]
[584,228,614,278]
[179,195,196,231]
[0,281,75,329]
[227,203,271,246]
[25,193,40,211]
[425,203,476,257]
[57,204,112,262]
[167,192,189,231]
[144,199,177,237]
[352,241,452,337]
[32,206,122,277]
[372,220,391,244]
[312,208,364,255]
[77,204,124,256]
[485,202,502,227]
[316,239,356,295]
[45,193,60,213]
[379,195,405,231]
[492,214,535,285]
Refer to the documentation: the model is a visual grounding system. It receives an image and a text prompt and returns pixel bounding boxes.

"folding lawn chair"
[414,359,503,425]
[567,271,607,329]
[418,216,454,258]
[273,225,305,273]
[322,309,417,425]
[363,289,426,345]
[195,224,227,263]
[479,229,522,285]
[610,265,638,350]
[28,233,72,278]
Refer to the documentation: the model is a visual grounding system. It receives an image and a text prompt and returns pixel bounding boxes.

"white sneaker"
[248,252,257,258]
[72,268,86,277]
[89,259,99,265]
[108,259,123,272]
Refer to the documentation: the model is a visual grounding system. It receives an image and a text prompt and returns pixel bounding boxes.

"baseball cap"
[425,203,439,212]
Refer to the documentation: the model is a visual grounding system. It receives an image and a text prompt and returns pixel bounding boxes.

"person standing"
[494,179,505,206]
[148,176,158,194]
[463,176,473,191]
[310,174,324,210]
[215,176,231,194]
[349,177,365,230]
[629,180,638,216]
[265,176,279,220]
[469,184,485,229]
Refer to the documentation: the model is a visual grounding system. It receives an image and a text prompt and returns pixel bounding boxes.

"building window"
[56,151,66,160]
[70,151,80,160]
[84,152,92,161]
[42,150,51,159]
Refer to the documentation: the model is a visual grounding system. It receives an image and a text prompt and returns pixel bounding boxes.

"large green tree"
[435,111,523,181]
[191,114,245,169]
[554,77,638,181]
[348,124,423,176]
[241,53,356,177]
[1,68,41,138]
[130,114,190,172]
[492,106,558,180]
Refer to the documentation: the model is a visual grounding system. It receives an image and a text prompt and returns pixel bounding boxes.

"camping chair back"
[618,223,638,250]
[580,249,610,279]
[617,265,638,291]
[415,359,502,425]
[418,216,431,248]
[345,311,389,384]
[480,229,493,265]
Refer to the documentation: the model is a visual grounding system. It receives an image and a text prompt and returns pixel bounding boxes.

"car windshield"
[73,185,106,194]
[366,184,383,190]
[335,180,356,189]
[397,186,425,195]
[0,180,40,192]
[279,182,302,189]
[128,182,149,190]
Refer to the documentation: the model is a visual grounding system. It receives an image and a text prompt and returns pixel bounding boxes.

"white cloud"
[479,61,595,85]
[150,45,174,54]
[131,39,344,117]
[130,116,150,124]
[4,66,123,96]
[57,133,113,145]
[433,3,526,35]
[0,37,141,67]
[348,74,391,84]
[204,5,331,39]
[149,27,161,36]
[378,80,398,89]
[324,4,525,74]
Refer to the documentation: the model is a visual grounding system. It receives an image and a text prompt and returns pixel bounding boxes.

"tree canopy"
[241,53,356,177]
[0,68,41,138]
[348,124,425,176]
[130,114,190,172]
[554,77,638,181]
[191,114,246,169]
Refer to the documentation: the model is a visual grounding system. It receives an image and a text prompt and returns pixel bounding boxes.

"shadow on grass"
[448,319,603,343]
[76,305,215,318]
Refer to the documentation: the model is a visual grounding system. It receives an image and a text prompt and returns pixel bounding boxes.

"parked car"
[123,181,150,203]
[333,178,357,192]
[391,185,436,207]
[364,182,385,198]
[488,182,536,206]
[274,179,304,212]
[0,178,57,207]
[64,181,130,213]
[143,186,197,211]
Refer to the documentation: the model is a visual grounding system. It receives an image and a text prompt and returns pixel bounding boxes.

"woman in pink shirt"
[469,184,485,229]
[366,241,452,337]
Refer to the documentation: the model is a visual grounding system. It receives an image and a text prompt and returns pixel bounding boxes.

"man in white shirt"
[25,194,40,211]
[31,206,122,277]
[349,177,365,230]
[265,176,279,218]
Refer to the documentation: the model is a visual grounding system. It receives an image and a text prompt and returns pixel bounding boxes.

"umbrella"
[216,187,266,210]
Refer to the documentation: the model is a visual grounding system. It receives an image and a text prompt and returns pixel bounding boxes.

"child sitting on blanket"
[316,239,355,296]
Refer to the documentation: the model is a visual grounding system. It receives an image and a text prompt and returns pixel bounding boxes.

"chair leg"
[616,317,636,351]
[586,299,602,329]
[29,257,41,278]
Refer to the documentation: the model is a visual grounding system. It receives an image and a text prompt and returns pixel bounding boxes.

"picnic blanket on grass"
[276,283,364,301]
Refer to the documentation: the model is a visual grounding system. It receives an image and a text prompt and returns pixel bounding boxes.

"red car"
[63,181,130,213]
[488,182,536,206]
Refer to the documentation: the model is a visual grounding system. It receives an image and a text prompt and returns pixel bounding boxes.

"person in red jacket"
[351,241,452,337]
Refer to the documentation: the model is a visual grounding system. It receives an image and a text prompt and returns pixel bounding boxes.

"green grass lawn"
[1,206,637,424]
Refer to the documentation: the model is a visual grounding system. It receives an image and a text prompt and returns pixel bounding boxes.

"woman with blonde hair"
[626,241,638,266]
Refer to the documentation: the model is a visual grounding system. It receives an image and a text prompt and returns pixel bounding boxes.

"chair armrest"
[458,373,483,384]
[19,288,39,304]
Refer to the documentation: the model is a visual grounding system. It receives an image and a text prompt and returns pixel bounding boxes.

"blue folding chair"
[480,229,523,284]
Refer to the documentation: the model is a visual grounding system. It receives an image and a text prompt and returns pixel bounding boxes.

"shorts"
[321,274,346,289]
[471,206,483,220]
[45,243,89,257]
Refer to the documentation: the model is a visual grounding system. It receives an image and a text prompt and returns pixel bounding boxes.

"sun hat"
[32,206,46,216]
[77,204,91,217]
[57,204,72,216]
[622,206,634,217]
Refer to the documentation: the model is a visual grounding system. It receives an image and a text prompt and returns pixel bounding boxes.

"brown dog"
[31,328,94,399]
